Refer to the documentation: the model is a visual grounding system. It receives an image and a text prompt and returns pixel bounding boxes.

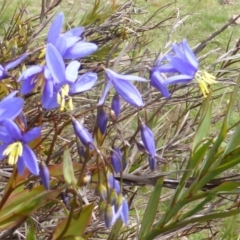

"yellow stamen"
[3,141,23,165]
[195,71,216,98]
[58,84,73,111]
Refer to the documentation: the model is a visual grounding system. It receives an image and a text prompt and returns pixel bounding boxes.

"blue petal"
[22,145,39,175]
[106,69,147,82]
[47,12,64,45]
[43,78,54,98]
[65,36,80,49]
[120,199,129,225]
[46,44,65,84]
[54,36,67,56]
[72,117,94,147]
[63,27,84,37]
[2,91,18,101]
[70,72,97,94]
[3,119,22,141]
[18,65,43,82]
[141,124,156,157]
[111,93,121,119]
[63,42,98,59]
[111,77,143,107]
[148,156,156,171]
[164,74,193,85]
[0,128,12,144]
[167,56,197,77]
[110,148,122,173]
[4,53,28,71]
[39,162,50,190]
[65,61,80,82]
[22,127,41,144]
[182,39,199,70]
[20,78,36,94]
[97,109,108,134]
[153,64,176,73]
[150,71,170,98]
[0,144,8,161]
[17,157,25,175]
[97,81,112,106]
[42,92,59,110]
[0,98,23,122]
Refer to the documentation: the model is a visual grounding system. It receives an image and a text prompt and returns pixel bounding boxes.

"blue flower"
[47,12,97,59]
[0,54,27,80]
[0,119,41,175]
[150,39,216,98]
[44,44,97,110]
[98,69,146,107]
[140,122,157,170]
[110,147,123,173]
[0,91,24,122]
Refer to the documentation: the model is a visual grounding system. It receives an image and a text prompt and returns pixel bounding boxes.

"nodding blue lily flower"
[47,12,97,59]
[140,122,157,170]
[98,69,146,107]
[0,91,24,122]
[0,119,41,175]
[150,39,216,98]
[0,54,27,80]
[72,117,94,148]
[110,147,123,173]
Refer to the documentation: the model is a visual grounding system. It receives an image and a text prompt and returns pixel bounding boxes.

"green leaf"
[0,186,61,231]
[26,218,37,240]
[52,204,94,240]
[139,176,165,238]
[192,95,212,152]
[63,147,77,186]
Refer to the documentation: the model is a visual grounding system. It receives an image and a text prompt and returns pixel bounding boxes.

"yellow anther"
[58,84,73,111]
[3,141,23,165]
[195,70,216,98]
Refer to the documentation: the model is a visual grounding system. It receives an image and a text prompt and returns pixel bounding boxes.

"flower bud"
[72,116,94,148]
[109,189,118,205]
[39,162,50,190]
[97,108,108,134]
[140,122,156,157]
[96,183,107,200]
[110,147,122,173]
[111,93,121,120]
[114,194,123,212]
[104,204,113,228]
[108,174,120,194]
[98,200,107,218]
[148,155,156,171]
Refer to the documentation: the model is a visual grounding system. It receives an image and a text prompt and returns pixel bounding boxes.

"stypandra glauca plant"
[0,0,240,239]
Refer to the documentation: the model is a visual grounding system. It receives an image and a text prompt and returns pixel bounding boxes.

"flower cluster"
[19,12,98,111]
[0,9,219,231]
[98,173,128,228]
[150,39,216,98]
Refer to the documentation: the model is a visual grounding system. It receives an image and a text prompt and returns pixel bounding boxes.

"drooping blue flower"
[0,91,24,122]
[98,69,146,107]
[47,12,97,59]
[0,54,27,80]
[110,147,123,173]
[140,123,156,157]
[72,116,94,148]
[0,119,41,175]
[150,39,216,98]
